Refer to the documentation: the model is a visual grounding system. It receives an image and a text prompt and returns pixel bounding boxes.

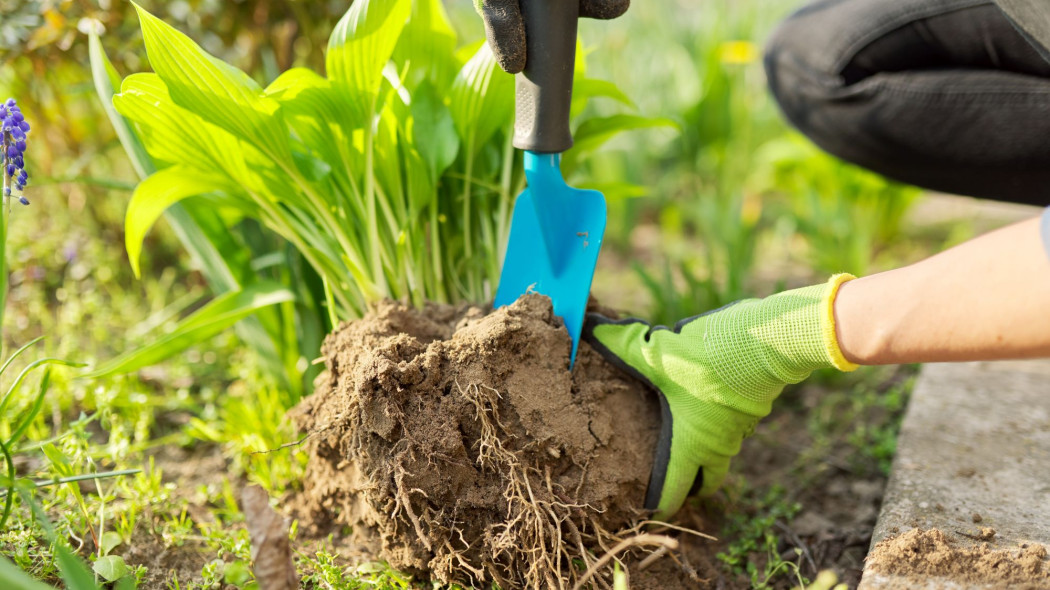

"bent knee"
[763,1,881,141]
[764,29,834,135]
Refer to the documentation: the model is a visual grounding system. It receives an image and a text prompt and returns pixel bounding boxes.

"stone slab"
[859,360,1050,590]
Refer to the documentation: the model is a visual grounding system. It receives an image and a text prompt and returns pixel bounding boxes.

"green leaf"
[101,62,246,297]
[110,65,302,398]
[571,78,635,117]
[265,67,328,99]
[113,74,209,167]
[132,3,287,155]
[115,73,267,198]
[563,114,678,174]
[448,43,513,152]
[92,555,130,582]
[264,68,363,219]
[573,181,649,200]
[327,0,412,120]
[40,443,72,474]
[393,0,459,90]
[125,166,232,277]
[101,531,123,556]
[291,149,332,182]
[0,555,56,590]
[89,32,154,180]
[410,81,459,182]
[571,114,679,156]
[223,560,252,586]
[84,283,296,379]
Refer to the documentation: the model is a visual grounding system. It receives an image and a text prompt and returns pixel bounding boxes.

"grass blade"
[54,544,100,590]
[0,439,13,530]
[5,368,51,447]
[89,32,154,180]
[0,469,142,496]
[0,336,44,379]
[83,283,295,379]
[0,359,85,417]
[0,555,56,590]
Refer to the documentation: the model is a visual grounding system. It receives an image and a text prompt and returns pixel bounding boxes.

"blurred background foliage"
[0,0,1013,587]
[1,0,935,332]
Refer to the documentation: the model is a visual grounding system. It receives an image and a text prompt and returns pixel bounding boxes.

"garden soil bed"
[290,294,717,588]
[124,296,919,589]
[286,294,923,589]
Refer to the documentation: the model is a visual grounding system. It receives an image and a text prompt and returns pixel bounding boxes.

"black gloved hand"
[473,0,630,74]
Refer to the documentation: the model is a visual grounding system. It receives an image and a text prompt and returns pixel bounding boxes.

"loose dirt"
[291,294,693,588]
[866,528,1050,587]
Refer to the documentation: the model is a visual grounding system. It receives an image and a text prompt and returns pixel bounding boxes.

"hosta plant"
[93,0,664,390]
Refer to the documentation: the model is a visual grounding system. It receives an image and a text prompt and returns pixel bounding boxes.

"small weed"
[805,366,917,477]
[186,383,306,495]
[297,543,418,590]
[717,483,804,589]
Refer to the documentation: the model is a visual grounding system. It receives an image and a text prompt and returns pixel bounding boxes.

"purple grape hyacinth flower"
[1,98,31,206]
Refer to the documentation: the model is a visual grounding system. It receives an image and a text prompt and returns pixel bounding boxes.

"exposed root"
[640,520,719,542]
[447,379,686,589]
[571,533,680,590]
[293,296,686,589]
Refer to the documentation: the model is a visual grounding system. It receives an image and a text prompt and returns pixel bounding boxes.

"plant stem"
[429,203,447,303]
[251,192,359,315]
[493,131,516,287]
[0,469,143,496]
[322,275,339,329]
[0,165,8,358]
[364,124,389,298]
[461,136,477,301]
[0,439,13,529]
[273,157,366,294]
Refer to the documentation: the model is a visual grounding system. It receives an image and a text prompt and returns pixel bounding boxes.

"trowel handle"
[512,0,578,154]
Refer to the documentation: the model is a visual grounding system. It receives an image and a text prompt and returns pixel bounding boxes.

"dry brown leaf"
[242,485,298,590]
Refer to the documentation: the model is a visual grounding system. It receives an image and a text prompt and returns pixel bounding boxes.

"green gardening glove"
[582,275,859,521]
[473,0,630,73]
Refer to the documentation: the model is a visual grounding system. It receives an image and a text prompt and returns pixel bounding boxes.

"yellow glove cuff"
[823,273,859,372]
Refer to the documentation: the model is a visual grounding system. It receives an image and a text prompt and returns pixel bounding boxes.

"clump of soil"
[867,528,1049,586]
[292,295,664,588]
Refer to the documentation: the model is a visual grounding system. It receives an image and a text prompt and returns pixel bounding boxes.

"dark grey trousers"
[764,0,1050,206]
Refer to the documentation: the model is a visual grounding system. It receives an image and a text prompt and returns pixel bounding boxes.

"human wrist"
[822,274,860,371]
[833,271,907,366]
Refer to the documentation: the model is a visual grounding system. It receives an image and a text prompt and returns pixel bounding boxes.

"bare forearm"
[834,216,1050,365]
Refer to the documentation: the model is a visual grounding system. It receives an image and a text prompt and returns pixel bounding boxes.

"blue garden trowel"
[493,0,606,368]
